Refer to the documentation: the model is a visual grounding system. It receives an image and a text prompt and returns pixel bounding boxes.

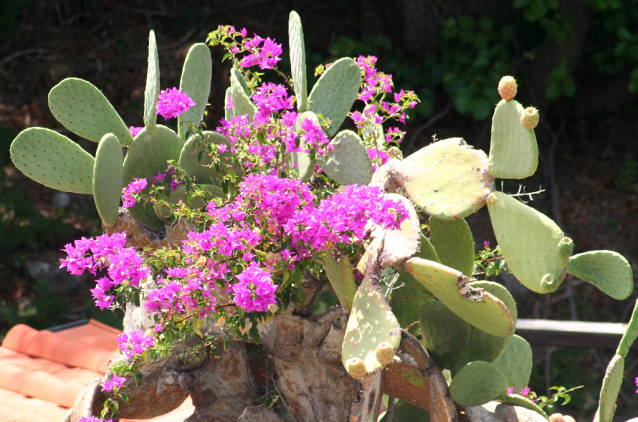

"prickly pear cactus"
[449,361,508,407]
[288,11,308,112]
[144,30,160,130]
[567,251,633,300]
[419,298,470,369]
[321,250,357,313]
[93,133,124,227]
[429,217,475,277]
[317,130,372,186]
[177,43,213,138]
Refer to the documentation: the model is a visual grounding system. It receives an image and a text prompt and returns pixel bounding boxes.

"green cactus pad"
[593,354,624,422]
[93,133,124,227]
[498,394,548,419]
[342,275,401,377]
[392,400,431,422]
[10,127,94,194]
[321,251,357,313]
[122,125,185,229]
[487,191,570,294]
[224,87,233,121]
[362,122,385,149]
[289,11,308,112]
[567,251,633,300]
[419,298,470,369]
[49,78,133,147]
[231,67,251,96]
[289,111,318,182]
[317,130,372,185]
[429,217,475,277]
[395,138,494,220]
[492,335,532,391]
[391,271,433,331]
[178,131,235,185]
[230,68,257,120]
[420,234,441,263]
[617,298,638,358]
[178,43,213,138]
[404,258,513,337]
[488,99,539,179]
[450,281,518,374]
[154,184,223,221]
[308,57,361,136]
[143,30,160,130]
[449,361,508,407]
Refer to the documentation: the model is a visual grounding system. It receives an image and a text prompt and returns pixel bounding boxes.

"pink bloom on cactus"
[101,374,127,392]
[121,178,147,208]
[520,386,531,396]
[129,126,143,137]
[156,88,196,119]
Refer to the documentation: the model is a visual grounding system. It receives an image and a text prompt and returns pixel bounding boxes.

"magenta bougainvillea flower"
[121,178,147,208]
[115,330,154,358]
[101,374,127,392]
[156,88,196,119]
[231,263,278,312]
[129,126,143,137]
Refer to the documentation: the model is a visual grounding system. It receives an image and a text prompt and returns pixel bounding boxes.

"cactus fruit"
[318,130,372,185]
[177,43,213,138]
[144,30,160,130]
[374,342,395,365]
[345,357,367,379]
[288,11,308,112]
[521,106,540,130]
[429,217,475,277]
[549,413,576,422]
[497,76,517,101]
[93,133,124,227]
[567,251,633,300]
[449,361,508,407]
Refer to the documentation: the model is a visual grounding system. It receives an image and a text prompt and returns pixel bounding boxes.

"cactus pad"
[567,251,633,300]
[308,57,361,136]
[404,258,513,337]
[10,127,94,194]
[49,78,133,146]
[230,68,256,120]
[321,251,357,313]
[288,11,308,112]
[488,99,539,179]
[178,43,213,138]
[594,354,624,422]
[487,191,570,294]
[498,394,548,419]
[492,335,532,391]
[419,298,470,369]
[429,217,475,277]
[449,361,508,407]
[391,400,431,421]
[342,275,402,377]
[122,125,185,229]
[363,122,385,149]
[289,111,318,182]
[93,133,124,227]
[154,184,223,221]
[143,30,160,130]
[178,131,235,185]
[318,130,372,185]
[395,138,494,220]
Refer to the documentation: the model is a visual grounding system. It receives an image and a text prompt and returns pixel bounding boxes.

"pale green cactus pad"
[231,67,251,96]
[488,99,539,179]
[420,234,441,263]
[308,57,361,136]
[230,69,257,120]
[288,11,308,112]
[429,217,475,277]
[404,258,513,337]
[617,298,638,358]
[593,354,624,422]
[363,121,385,149]
[450,281,518,374]
[154,184,224,221]
[498,394,548,419]
[122,125,185,229]
[449,361,508,407]
[487,191,571,294]
[391,271,433,331]
[317,130,372,185]
[321,250,357,313]
[10,127,94,194]
[419,298,470,369]
[93,133,124,227]
[492,335,532,391]
[395,138,494,220]
[289,111,318,182]
[224,87,233,121]
[143,30,160,130]
[178,43,213,138]
[342,275,401,377]
[567,251,633,300]
[48,78,134,146]
[178,131,235,185]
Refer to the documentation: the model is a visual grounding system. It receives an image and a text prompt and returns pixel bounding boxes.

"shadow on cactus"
[8,10,636,422]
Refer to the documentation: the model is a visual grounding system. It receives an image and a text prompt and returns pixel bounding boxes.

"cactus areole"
[8,11,635,422]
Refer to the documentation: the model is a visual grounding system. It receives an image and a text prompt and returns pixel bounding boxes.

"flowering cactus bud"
[374,342,395,365]
[498,76,517,100]
[521,106,540,130]
[346,357,367,379]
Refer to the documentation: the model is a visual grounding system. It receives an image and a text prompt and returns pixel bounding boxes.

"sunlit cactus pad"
[492,335,532,392]
[318,130,372,186]
[594,354,624,422]
[179,131,235,185]
[429,217,475,277]
[342,275,401,378]
[154,184,224,221]
[10,127,94,194]
[567,250,633,300]
[395,138,494,220]
[487,191,571,294]
[488,99,539,179]
[419,298,470,369]
[404,257,513,337]
[93,133,124,227]
[321,251,357,313]
[143,30,160,130]
[308,57,361,136]
[449,361,508,407]
[288,11,308,112]
[48,78,133,146]
[230,69,257,120]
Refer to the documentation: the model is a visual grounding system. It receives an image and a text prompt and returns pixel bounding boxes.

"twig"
[384,396,396,422]
[269,371,297,422]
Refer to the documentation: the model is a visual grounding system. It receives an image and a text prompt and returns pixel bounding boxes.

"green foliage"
[0,281,70,330]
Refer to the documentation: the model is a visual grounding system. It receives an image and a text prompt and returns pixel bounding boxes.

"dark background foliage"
[0,0,637,420]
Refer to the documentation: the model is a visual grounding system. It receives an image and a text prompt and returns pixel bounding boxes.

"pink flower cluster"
[101,374,127,392]
[299,117,332,156]
[366,148,391,172]
[156,88,196,119]
[355,55,393,102]
[121,178,147,208]
[251,82,294,125]
[115,330,154,359]
[507,386,532,397]
[231,263,278,312]
[238,35,282,70]
[78,417,111,422]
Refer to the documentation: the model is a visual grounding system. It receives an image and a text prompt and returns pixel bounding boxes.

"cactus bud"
[498,76,517,100]
[374,342,395,365]
[521,106,540,130]
[549,414,576,422]
[346,357,367,379]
